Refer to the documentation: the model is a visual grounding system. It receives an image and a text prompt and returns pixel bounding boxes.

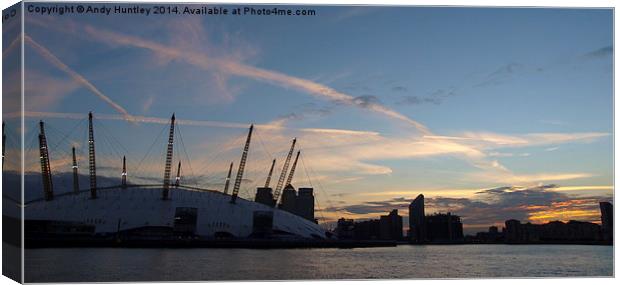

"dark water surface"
[25,244,613,282]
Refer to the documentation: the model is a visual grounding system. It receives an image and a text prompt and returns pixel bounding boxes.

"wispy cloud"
[141,96,155,114]
[397,96,441,105]
[583,45,612,59]
[334,6,378,22]
[30,18,433,135]
[24,35,133,121]
[465,171,594,185]
[426,131,609,148]
[2,35,20,58]
[325,184,610,230]
[15,111,381,137]
[26,17,611,192]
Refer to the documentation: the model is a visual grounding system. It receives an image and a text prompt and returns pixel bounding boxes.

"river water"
[24,244,613,282]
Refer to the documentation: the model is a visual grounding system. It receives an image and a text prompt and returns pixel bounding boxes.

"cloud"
[26,17,611,189]
[15,111,380,137]
[23,71,81,111]
[539,119,566,126]
[141,96,155,113]
[398,96,441,105]
[325,184,610,232]
[554,185,613,192]
[273,103,333,125]
[334,7,377,22]
[391,86,408,92]
[465,171,594,185]
[474,62,524,88]
[2,35,20,59]
[427,131,609,148]
[488,151,530,158]
[30,18,433,135]
[325,197,410,215]
[397,87,456,106]
[583,45,612,58]
[350,95,382,108]
[24,35,134,121]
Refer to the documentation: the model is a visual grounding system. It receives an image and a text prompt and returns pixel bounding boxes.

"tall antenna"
[223,162,233,194]
[162,113,175,200]
[72,146,79,194]
[273,138,296,203]
[264,159,276,188]
[88,112,97,199]
[285,150,301,187]
[38,121,54,201]
[230,125,253,204]
[174,161,181,188]
[121,156,127,188]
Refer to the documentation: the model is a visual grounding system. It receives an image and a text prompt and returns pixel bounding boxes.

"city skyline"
[3,5,613,233]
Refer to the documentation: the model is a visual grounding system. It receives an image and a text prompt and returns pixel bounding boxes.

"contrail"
[14,111,380,137]
[2,36,20,59]
[28,18,515,175]
[24,35,134,121]
[77,24,431,135]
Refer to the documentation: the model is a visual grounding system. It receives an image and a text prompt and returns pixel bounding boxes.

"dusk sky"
[3,5,613,232]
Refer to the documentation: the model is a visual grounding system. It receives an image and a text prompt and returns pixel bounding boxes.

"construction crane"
[285,150,301,187]
[230,125,253,204]
[162,113,175,200]
[273,138,296,203]
[264,159,276,188]
[223,162,233,194]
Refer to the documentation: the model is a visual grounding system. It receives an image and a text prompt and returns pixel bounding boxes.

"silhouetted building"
[380,209,403,240]
[335,218,354,239]
[504,219,602,243]
[426,212,464,242]
[296,188,315,222]
[600,202,613,242]
[408,194,426,243]
[505,219,521,242]
[274,185,316,223]
[279,184,297,213]
[353,219,381,240]
[255,187,275,207]
[473,225,505,243]
[336,209,403,240]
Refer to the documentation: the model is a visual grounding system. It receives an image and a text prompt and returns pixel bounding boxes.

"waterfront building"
[336,218,355,239]
[353,219,381,240]
[296,188,315,222]
[473,226,505,243]
[426,212,464,242]
[600,201,613,242]
[504,219,602,243]
[255,187,275,207]
[23,116,329,242]
[273,184,316,223]
[408,194,426,243]
[279,184,297,213]
[335,210,403,241]
[379,209,403,240]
